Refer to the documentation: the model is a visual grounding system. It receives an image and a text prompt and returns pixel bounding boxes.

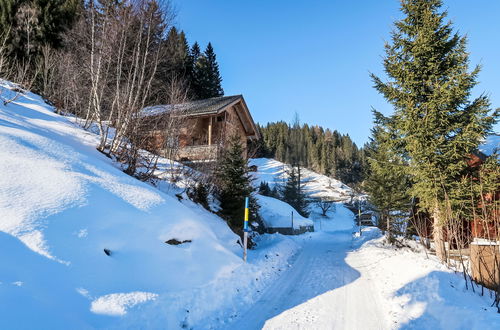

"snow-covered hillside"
[250,158,356,201]
[0,82,298,329]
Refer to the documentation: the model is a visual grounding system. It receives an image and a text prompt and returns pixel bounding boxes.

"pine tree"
[258,181,271,196]
[190,42,201,64]
[364,111,412,241]
[215,136,260,232]
[161,27,190,81]
[188,182,209,210]
[371,0,498,259]
[193,42,223,99]
[2,0,79,60]
[281,166,309,217]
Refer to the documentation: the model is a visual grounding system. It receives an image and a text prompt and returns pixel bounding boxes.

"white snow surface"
[90,292,158,316]
[257,194,313,229]
[250,158,355,201]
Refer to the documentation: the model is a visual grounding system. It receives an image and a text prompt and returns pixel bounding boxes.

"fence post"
[243,197,249,262]
[358,200,362,236]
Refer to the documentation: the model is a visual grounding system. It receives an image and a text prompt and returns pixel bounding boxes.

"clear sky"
[172,0,500,147]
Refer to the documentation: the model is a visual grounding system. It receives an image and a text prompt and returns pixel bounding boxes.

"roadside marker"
[243,197,249,262]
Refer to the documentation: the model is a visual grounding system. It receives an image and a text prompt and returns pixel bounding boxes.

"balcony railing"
[176,144,219,161]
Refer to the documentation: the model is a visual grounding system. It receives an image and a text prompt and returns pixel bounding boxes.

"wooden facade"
[140,95,259,161]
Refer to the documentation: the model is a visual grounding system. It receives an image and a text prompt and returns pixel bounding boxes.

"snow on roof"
[140,95,242,117]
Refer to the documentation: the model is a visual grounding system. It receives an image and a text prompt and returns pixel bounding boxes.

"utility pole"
[243,197,249,262]
[291,211,294,231]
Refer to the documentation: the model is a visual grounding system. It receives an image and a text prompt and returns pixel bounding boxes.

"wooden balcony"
[177,144,220,161]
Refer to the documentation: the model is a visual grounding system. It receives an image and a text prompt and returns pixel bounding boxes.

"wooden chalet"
[411,148,500,289]
[140,95,260,161]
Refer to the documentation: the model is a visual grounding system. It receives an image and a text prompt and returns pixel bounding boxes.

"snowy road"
[225,230,388,330]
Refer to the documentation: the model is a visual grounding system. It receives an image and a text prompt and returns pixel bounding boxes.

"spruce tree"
[258,181,271,196]
[190,42,201,64]
[194,42,223,99]
[162,27,190,80]
[215,136,259,232]
[371,0,497,259]
[281,167,309,217]
[364,111,412,241]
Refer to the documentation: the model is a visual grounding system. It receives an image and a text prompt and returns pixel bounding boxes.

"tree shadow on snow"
[394,270,500,330]
[227,230,361,329]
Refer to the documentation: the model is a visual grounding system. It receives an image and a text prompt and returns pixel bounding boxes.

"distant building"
[140,95,260,161]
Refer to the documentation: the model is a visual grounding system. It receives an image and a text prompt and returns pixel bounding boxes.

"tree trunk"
[387,214,393,243]
[433,206,447,263]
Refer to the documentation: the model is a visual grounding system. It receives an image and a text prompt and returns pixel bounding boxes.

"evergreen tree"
[153,26,191,104]
[371,0,497,259]
[364,111,412,241]
[215,136,260,232]
[162,27,190,79]
[281,167,309,217]
[193,42,223,99]
[1,0,79,60]
[190,42,201,64]
[188,182,209,210]
[258,181,271,196]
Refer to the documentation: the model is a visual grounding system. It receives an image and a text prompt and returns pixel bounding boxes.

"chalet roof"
[141,94,260,139]
[141,95,243,118]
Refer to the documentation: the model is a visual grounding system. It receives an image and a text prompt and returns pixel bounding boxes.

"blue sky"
[172,0,500,146]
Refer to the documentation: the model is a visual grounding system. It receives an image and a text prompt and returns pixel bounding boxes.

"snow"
[225,226,500,330]
[257,194,313,229]
[0,81,301,329]
[480,134,500,156]
[1,81,498,329]
[311,202,356,232]
[250,158,355,201]
[90,292,158,316]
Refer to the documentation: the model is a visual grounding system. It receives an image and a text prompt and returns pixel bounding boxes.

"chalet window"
[217,115,224,122]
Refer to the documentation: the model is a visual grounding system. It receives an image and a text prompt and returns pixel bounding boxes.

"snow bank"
[349,228,500,329]
[257,194,313,229]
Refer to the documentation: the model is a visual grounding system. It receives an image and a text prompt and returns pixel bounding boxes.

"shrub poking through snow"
[188,182,210,210]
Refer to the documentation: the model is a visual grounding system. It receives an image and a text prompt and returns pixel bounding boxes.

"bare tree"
[315,198,335,217]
